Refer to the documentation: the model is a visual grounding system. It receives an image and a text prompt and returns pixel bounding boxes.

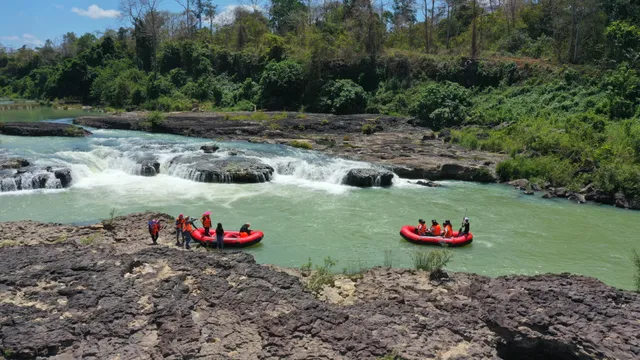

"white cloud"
[71,4,120,19]
[203,5,266,27]
[1,34,43,46]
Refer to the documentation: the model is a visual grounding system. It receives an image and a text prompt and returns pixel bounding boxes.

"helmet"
[418,219,424,223]
[179,214,183,218]
[464,217,469,223]
[431,220,437,224]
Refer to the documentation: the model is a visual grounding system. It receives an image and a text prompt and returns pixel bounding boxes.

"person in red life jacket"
[442,220,453,238]
[148,219,162,245]
[201,212,212,236]
[426,220,442,236]
[415,219,428,235]
[182,216,196,250]
[175,214,185,246]
[239,223,251,238]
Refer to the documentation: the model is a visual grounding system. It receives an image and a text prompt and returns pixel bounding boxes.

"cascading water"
[1,128,396,195]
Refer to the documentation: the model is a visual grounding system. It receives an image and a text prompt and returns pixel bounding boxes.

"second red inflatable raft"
[399,225,473,247]
[191,228,264,248]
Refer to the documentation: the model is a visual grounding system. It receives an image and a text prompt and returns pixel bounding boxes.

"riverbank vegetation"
[1,0,639,201]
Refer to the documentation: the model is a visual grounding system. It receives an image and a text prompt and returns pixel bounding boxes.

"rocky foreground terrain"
[0,212,638,359]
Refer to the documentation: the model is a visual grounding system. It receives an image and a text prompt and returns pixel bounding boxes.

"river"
[1,111,638,290]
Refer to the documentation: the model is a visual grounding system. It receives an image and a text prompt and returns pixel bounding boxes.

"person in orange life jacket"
[239,223,251,238]
[458,217,470,236]
[442,220,453,238]
[175,214,185,246]
[182,216,197,250]
[415,219,428,235]
[148,219,162,245]
[201,212,212,236]
[426,220,442,236]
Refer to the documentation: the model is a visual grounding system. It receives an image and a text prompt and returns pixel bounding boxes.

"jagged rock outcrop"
[343,168,394,187]
[0,166,73,192]
[0,122,91,137]
[0,213,637,359]
[169,154,274,183]
[0,157,30,169]
[137,155,161,177]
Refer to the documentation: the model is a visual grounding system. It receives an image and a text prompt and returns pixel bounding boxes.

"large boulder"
[0,122,91,137]
[0,157,30,169]
[0,167,72,192]
[343,168,394,187]
[137,155,160,177]
[169,155,274,183]
[424,163,496,183]
[200,144,220,153]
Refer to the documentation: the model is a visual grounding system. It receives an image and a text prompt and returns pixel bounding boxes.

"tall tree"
[471,0,477,58]
[203,0,218,34]
[393,0,417,48]
[119,0,163,74]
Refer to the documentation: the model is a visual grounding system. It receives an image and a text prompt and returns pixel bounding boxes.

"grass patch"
[320,118,329,125]
[411,249,453,272]
[251,111,270,121]
[52,233,68,244]
[141,111,165,130]
[633,249,640,292]
[301,257,337,294]
[343,135,350,141]
[103,208,117,231]
[342,260,370,280]
[79,235,97,245]
[273,111,289,121]
[0,240,18,248]
[63,126,84,137]
[268,122,281,130]
[296,113,308,119]
[289,140,312,150]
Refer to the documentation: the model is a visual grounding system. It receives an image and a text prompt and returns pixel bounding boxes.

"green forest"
[1,0,640,203]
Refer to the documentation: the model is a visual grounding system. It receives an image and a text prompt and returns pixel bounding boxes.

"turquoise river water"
[1,111,638,290]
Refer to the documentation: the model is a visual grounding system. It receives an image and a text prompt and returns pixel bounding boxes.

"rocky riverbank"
[75,112,503,183]
[0,212,638,359]
[0,122,91,137]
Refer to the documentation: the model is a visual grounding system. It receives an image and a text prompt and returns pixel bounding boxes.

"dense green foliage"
[1,0,639,201]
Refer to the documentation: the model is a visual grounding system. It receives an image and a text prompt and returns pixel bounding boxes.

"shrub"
[289,140,312,149]
[384,249,393,267]
[259,60,305,110]
[147,111,165,126]
[318,79,368,115]
[411,249,453,272]
[301,257,337,294]
[496,156,576,187]
[408,82,472,130]
[361,123,377,135]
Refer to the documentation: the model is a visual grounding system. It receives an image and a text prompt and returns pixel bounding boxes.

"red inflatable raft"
[191,228,264,248]
[399,226,473,247]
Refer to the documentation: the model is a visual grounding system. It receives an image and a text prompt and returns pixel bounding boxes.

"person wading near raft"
[415,219,427,236]
[182,216,197,250]
[175,214,185,246]
[239,223,252,238]
[201,212,212,236]
[458,217,470,236]
[215,223,224,251]
[148,219,162,245]
[442,220,453,238]
[426,220,442,236]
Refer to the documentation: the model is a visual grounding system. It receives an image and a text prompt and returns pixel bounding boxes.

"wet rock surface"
[0,122,91,137]
[75,112,502,183]
[169,154,274,183]
[0,165,73,192]
[0,212,638,360]
[0,157,30,169]
[343,168,393,187]
[137,155,161,177]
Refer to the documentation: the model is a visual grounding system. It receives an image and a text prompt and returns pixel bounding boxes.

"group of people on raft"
[415,217,470,238]
[147,212,253,250]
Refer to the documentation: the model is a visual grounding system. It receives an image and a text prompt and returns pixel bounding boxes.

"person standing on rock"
[175,214,185,246]
[182,216,196,250]
[201,212,212,236]
[458,217,470,236]
[215,223,224,251]
[148,219,161,245]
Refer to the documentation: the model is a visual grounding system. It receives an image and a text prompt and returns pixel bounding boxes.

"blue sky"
[0,1,241,49]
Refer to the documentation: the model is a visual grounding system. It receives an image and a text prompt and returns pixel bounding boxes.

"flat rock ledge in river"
[0,212,638,359]
[169,154,274,183]
[0,122,91,137]
[343,168,394,187]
